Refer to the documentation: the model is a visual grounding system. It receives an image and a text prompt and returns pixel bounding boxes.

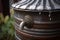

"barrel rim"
[12,7,60,12]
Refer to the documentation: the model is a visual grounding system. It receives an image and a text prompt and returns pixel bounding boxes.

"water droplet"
[50,18,51,21]
[39,12,41,15]
[49,11,52,21]
[49,13,50,17]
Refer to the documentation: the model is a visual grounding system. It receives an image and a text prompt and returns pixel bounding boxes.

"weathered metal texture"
[13,10,60,40]
[12,0,60,40]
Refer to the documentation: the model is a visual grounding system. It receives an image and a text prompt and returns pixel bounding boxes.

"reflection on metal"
[49,11,52,21]
[12,0,60,11]
[39,12,41,15]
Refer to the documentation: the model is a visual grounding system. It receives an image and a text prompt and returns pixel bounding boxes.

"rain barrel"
[12,0,60,40]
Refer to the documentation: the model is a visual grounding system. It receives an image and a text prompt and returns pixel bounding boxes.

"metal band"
[15,33,22,40]
[15,22,60,36]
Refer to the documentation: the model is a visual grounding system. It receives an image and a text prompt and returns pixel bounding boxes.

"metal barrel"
[14,10,60,40]
[12,0,60,40]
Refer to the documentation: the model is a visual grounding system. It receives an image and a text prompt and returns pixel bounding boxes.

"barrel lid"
[12,0,60,12]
